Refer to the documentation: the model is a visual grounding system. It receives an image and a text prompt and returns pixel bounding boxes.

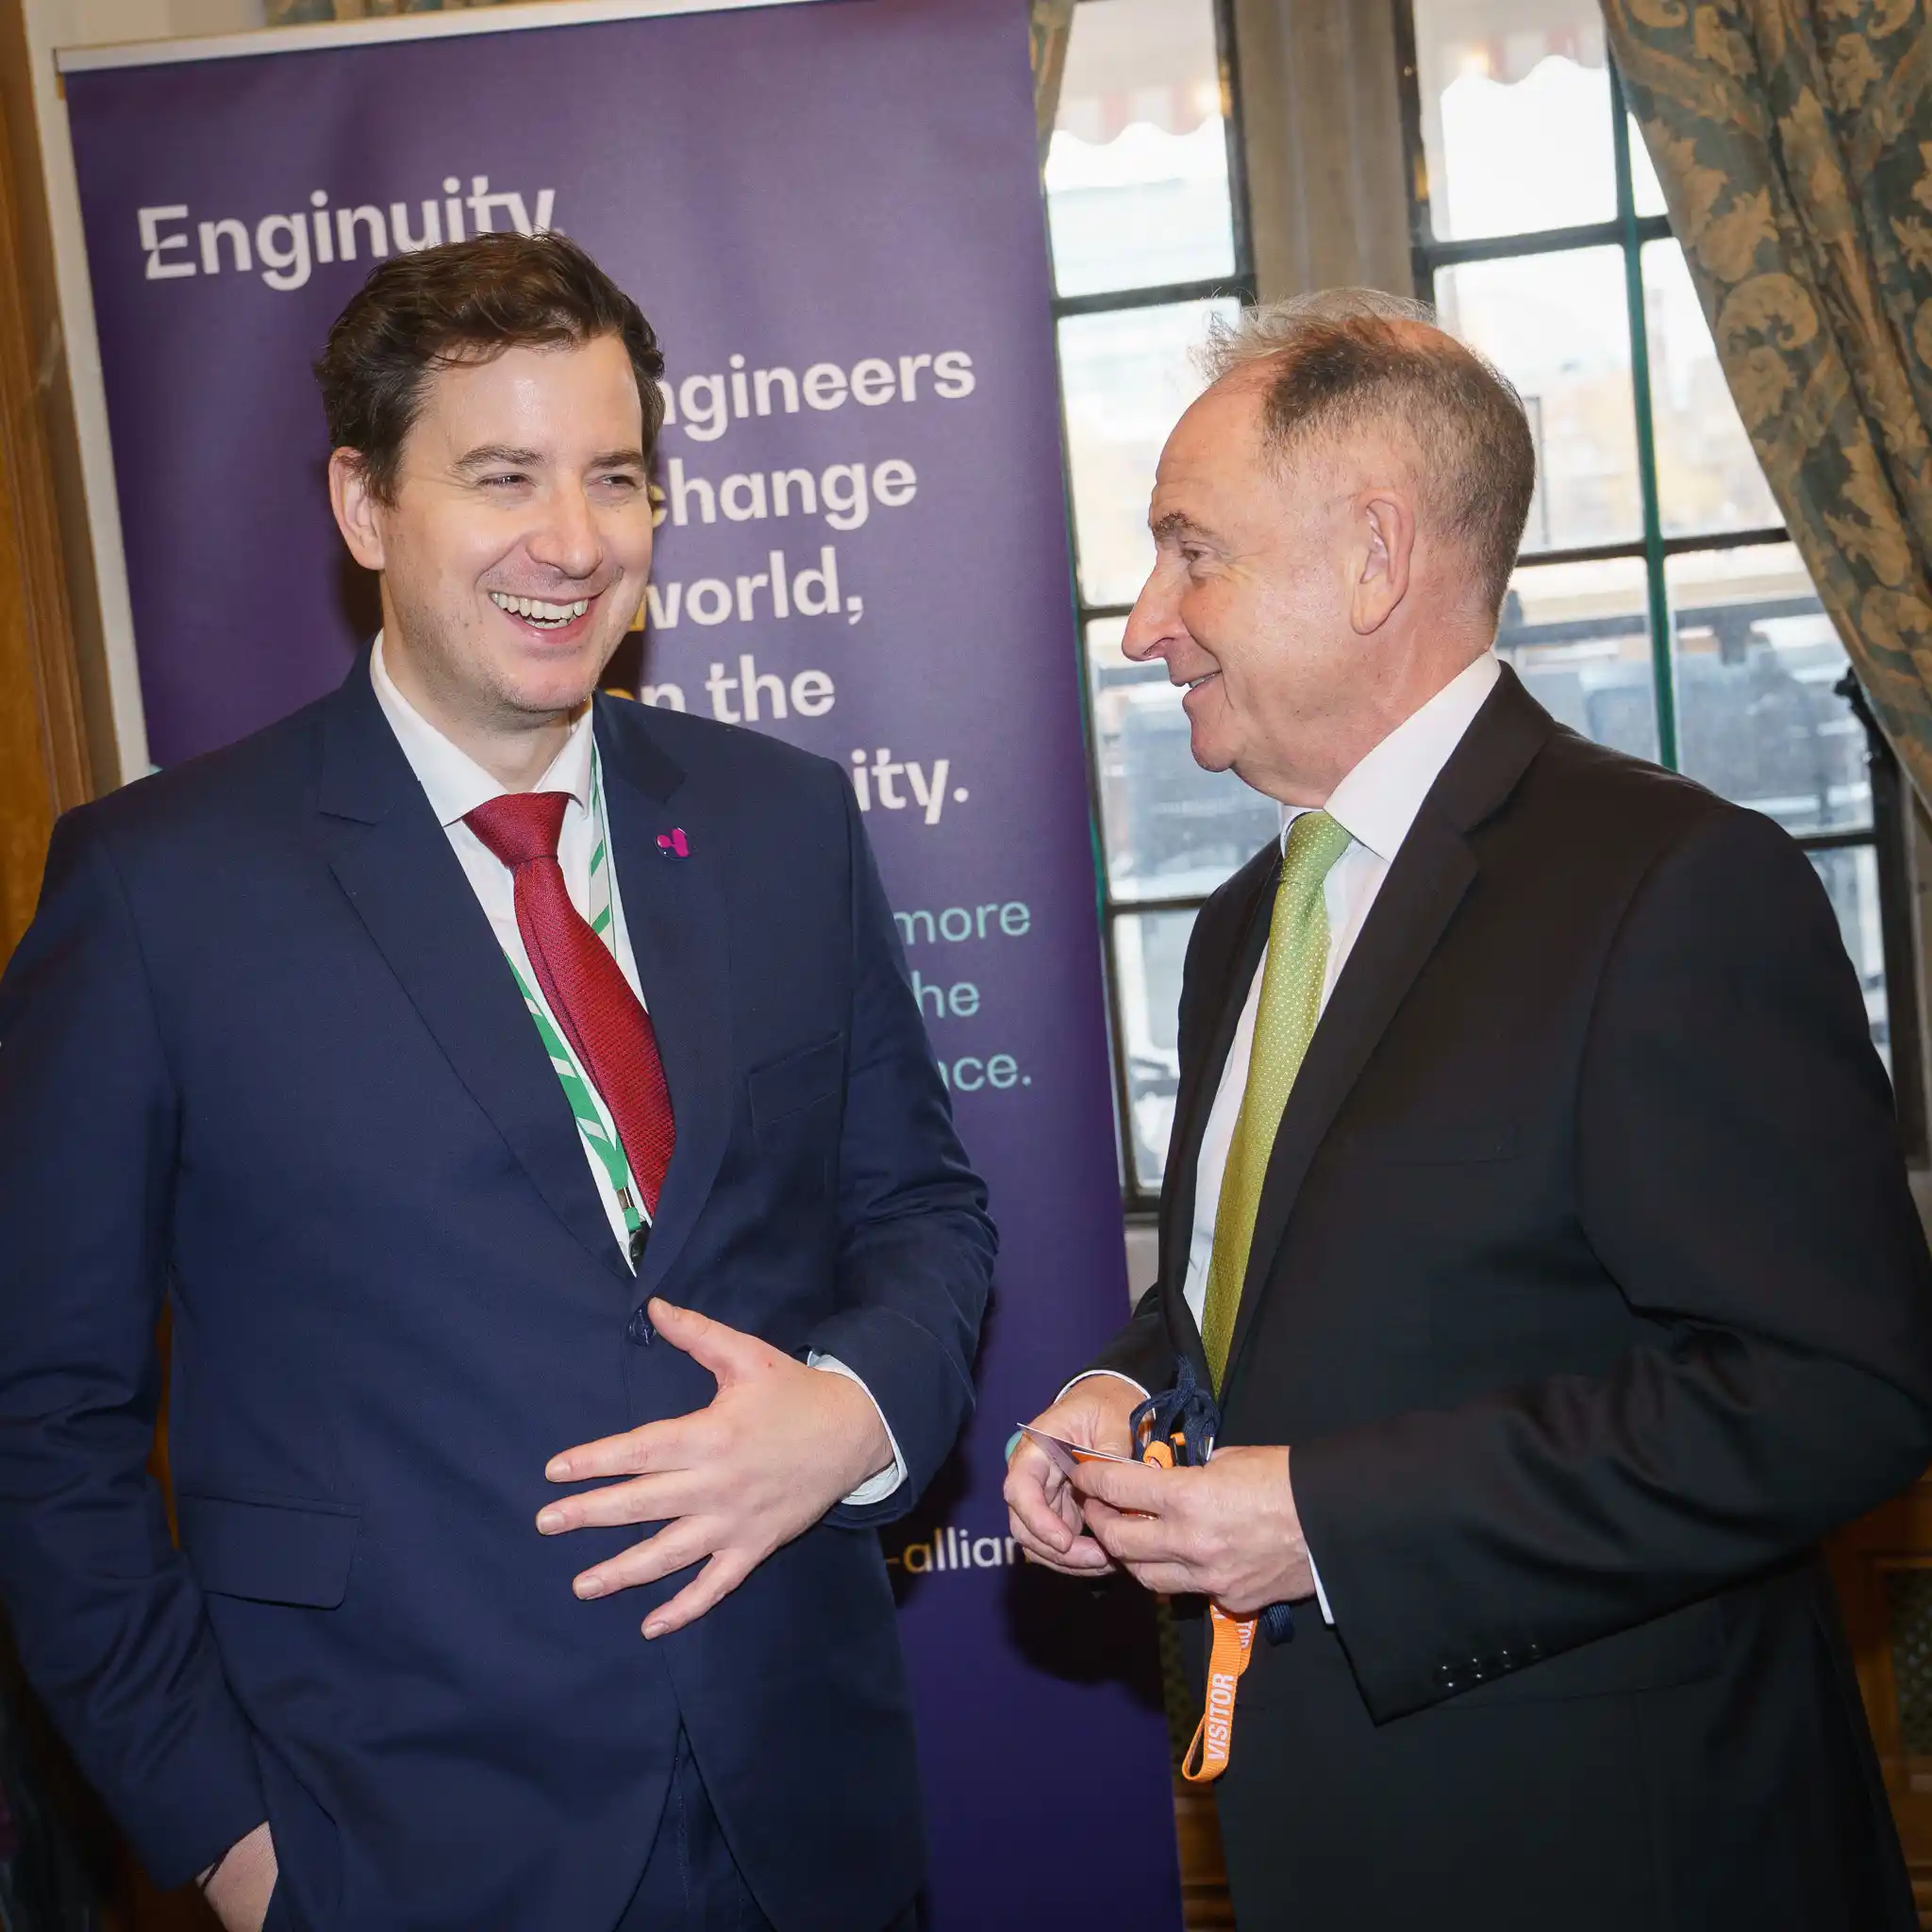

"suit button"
[625,1307,654,1346]
[1435,1663,1459,1689]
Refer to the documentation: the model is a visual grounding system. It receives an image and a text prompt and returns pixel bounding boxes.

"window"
[1397,0,1923,1153]
[1047,0,1256,1207]
[1054,0,1924,1209]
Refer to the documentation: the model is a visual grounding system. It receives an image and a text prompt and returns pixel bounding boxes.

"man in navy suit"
[0,233,992,1931]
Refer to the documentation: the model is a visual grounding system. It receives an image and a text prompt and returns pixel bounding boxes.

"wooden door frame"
[0,16,93,966]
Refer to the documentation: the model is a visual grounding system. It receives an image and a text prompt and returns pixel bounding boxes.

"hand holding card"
[1003,1376,1145,1576]
[1014,1422,1139,1481]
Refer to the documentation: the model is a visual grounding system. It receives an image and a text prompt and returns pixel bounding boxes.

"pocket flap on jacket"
[177,1493,360,1608]
[748,1034,845,1129]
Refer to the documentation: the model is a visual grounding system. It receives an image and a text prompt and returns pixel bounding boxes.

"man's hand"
[201,1821,276,1931]
[1003,1376,1141,1576]
[539,1299,892,1639]
[1071,1445,1312,1613]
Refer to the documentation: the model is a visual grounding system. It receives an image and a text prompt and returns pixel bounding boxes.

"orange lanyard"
[1181,1605,1256,1782]
[1140,1434,1256,1784]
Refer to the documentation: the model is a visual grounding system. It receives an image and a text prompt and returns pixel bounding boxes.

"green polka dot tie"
[1200,809,1355,1391]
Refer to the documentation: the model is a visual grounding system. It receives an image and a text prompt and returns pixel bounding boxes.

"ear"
[1349,487,1414,636]
[329,448,388,574]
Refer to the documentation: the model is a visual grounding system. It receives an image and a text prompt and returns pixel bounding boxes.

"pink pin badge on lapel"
[656,828,691,859]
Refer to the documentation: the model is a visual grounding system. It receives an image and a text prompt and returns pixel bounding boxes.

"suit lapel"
[1217,808,1476,1399]
[315,651,626,1281]
[1217,667,1554,1402]
[592,696,732,1303]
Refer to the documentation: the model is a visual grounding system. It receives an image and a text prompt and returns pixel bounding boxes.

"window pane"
[1644,242,1781,536]
[1500,554,1659,761]
[1667,545,1867,834]
[1045,0,1235,298]
[1410,0,1614,242]
[1089,617,1281,901]
[1628,113,1668,218]
[1113,906,1197,1190]
[1060,297,1237,606]
[1440,248,1641,552]
[1809,845,1889,1069]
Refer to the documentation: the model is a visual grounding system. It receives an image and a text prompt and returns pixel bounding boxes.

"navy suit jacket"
[0,651,994,1931]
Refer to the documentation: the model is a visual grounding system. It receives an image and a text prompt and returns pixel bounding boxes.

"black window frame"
[1058,0,1926,1213]
[1391,0,1923,1160]
[1052,0,1259,1216]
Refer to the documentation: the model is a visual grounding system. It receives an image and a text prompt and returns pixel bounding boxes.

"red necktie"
[464,791,676,1221]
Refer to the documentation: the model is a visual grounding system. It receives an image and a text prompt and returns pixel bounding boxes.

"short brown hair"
[315,232,666,502]
[1203,291,1536,620]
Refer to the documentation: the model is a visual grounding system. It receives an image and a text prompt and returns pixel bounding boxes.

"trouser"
[617,1731,773,1932]
[615,1729,922,1931]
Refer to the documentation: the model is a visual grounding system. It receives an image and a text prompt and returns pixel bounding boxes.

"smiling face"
[329,334,653,761]
[1122,375,1433,806]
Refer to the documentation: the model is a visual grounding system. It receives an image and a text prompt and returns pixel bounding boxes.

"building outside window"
[1050,0,1924,1211]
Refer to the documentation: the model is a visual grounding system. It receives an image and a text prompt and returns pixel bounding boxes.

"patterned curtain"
[1604,0,1932,805]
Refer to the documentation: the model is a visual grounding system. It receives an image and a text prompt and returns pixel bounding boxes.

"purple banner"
[62,0,1180,1921]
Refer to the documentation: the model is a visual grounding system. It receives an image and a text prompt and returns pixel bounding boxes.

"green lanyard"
[501,752,646,1257]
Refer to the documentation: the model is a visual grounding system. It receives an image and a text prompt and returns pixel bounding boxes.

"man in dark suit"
[1007,290,1932,1928]
[0,233,992,1932]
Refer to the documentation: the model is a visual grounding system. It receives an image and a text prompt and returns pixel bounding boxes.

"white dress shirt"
[1179,651,1502,1327]
[1080,651,1502,1620]
[370,636,906,1505]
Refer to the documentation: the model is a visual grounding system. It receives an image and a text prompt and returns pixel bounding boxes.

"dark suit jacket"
[0,651,994,1932]
[1091,668,1932,1930]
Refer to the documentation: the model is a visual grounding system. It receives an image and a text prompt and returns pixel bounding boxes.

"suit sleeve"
[0,811,266,1883]
[807,777,997,1528]
[1080,1286,1171,1392]
[1291,804,1932,1722]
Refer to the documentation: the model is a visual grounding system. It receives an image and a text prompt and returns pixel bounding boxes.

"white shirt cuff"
[1056,1368,1149,1403]
[808,1354,908,1506]
[1307,1549,1334,1624]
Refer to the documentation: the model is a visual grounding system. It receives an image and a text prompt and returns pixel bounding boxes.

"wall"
[1233,0,1413,304]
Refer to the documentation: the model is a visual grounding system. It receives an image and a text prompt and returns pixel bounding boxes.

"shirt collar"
[370,630,596,831]
[1280,650,1502,861]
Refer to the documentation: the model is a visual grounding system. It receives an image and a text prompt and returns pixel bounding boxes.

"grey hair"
[1192,288,1536,620]
[1199,289,1441,381]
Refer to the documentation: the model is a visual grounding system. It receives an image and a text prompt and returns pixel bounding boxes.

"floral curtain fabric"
[1605,0,1932,805]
